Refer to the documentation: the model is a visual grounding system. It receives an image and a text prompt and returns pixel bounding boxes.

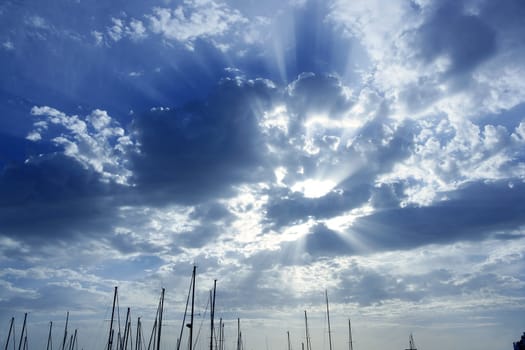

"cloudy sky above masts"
[1,0,525,349]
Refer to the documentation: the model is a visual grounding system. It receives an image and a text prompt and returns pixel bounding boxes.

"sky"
[1,0,525,349]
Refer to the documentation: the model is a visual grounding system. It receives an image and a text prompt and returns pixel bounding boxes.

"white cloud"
[2,40,14,51]
[127,18,147,41]
[147,0,247,49]
[25,15,49,29]
[105,17,148,43]
[29,106,136,185]
[107,17,124,41]
[91,30,104,46]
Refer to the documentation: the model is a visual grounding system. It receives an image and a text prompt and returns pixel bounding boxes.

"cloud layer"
[1,1,525,350]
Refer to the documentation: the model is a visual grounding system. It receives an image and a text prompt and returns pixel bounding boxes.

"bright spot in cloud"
[291,178,336,198]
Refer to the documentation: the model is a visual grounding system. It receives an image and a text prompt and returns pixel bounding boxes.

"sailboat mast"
[108,287,118,350]
[236,319,241,350]
[135,318,142,350]
[4,317,14,350]
[18,313,27,350]
[348,319,353,350]
[189,266,196,350]
[210,280,217,350]
[325,291,332,350]
[122,308,130,350]
[287,331,291,350]
[304,311,311,350]
[47,321,53,350]
[157,288,165,350]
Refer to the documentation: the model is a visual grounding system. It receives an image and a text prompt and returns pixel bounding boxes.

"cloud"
[106,17,148,43]
[129,77,276,204]
[329,0,525,118]
[351,180,525,251]
[147,0,247,49]
[29,106,135,185]
[0,153,121,242]
[2,40,14,50]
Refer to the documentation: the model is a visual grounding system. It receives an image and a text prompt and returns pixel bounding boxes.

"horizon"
[1,0,525,349]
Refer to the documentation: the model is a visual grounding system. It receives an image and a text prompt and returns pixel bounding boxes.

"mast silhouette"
[210,280,217,350]
[4,317,14,350]
[304,311,312,350]
[47,322,53,350]
[325,291,332,350]
[108,287,118,350]
[17,313,27,350]
[348,319,353,350]
[189,266,196,350]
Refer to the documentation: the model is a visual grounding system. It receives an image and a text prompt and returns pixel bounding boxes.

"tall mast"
[5,317,14,350]
[135,318,142,350]
[189,266,196,350]
[236,319,241,350]
[325,291,332,350]
[61,312,69,350]
[108,287,118,350]
[157,288,165,350]
[405,333,417,350]
[47,322,53,350]
[348,319,353,350]
[210,280,217,350]
[287,331,291,350]
[73,330,78,350]
[122,308,131,350]
[218,319,223,350]
[18,313,27,350]
[304,311,311,350]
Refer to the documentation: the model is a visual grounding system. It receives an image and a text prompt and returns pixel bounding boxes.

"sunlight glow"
[291,178,337,198]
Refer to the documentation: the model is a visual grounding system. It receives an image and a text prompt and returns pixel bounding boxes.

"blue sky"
[1,0,525,349]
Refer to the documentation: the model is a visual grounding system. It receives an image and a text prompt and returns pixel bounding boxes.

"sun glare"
[291,178,336,198]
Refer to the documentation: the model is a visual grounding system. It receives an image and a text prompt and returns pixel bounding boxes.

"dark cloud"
[265,185,371,228]
[352,180,525,250]
[416,1,497,76]
[0,153,121,242]
[189,201,234,223]
[130,78,276,205]
[286,73,354,119]
[303,223,353,256]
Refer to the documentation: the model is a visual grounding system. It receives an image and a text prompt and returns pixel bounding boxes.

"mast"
[17,313,27,350]
[405,333,417,350]
[210,280,217,350]
[189,266,196,350]
[236,319,241,350]
[287,331,291,350]
[218,319,223,350]
[4,317,14,350]
[108,287,118,350]
[157,288,165,350]
[135,318,142,350]
[72,330,78,350]
[325,291,332,350]
[47,322,53,350]
[122,308,131,350]
[304,311,311,350]
[348,319,353,350]
[147,319,157,350]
